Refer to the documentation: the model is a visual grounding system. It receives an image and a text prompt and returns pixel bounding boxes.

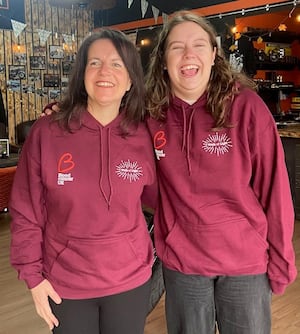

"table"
[0,153,19,168]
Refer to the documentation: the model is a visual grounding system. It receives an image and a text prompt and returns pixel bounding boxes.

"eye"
[170,45,184,51]
[168,42,184,51]
[112,62,123,68]
[88,59,101,67]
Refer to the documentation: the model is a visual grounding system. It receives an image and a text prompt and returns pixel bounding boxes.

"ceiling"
[94,0,235,27]
[48,0,236,27]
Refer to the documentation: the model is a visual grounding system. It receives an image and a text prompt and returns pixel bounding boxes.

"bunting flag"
[128,0,134,8]
[151,6,159,23]
[127,32,137,45]
[11,19,27,38]
[62,34,73,48]
[37,29,52,46]
[141,0,148,18]
[162,13,168,25]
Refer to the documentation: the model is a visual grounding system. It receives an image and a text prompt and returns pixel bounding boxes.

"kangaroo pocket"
[45,234,148,290]
[163,218,269,274]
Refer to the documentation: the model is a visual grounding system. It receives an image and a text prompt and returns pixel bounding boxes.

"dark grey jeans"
[163,266,271,334]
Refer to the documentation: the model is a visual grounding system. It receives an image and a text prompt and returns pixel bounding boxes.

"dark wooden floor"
[1,213,299,334]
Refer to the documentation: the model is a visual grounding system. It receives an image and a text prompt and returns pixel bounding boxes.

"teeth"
[96,82,113,87]
[181,65,199,70]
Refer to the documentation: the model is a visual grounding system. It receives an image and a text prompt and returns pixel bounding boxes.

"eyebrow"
[87,56,123,62]
[167,38,209,47]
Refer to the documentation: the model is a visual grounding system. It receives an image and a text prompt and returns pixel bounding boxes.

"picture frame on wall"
[30,56,46,70]
[49,45,64,59]
[62,61,73,75]
[0,139,9,157]
[9,65,26,80]
[44,74,60,87]
[33,45,46,54]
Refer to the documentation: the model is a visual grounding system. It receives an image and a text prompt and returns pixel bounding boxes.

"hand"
[30,279,62,330]
[41,102,60,117]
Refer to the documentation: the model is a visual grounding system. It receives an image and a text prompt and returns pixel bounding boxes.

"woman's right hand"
[30,279,62,330]
[41,102,60,117]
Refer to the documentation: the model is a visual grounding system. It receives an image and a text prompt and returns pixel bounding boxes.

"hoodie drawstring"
[181,106,196,175]
[99,127,113,208]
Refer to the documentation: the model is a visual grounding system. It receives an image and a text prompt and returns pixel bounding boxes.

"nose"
[98,62,110,74]
[183,46,195,58]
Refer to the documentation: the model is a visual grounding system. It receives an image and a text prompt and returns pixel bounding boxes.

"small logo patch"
[202,133,232,156]
[116,159,143,182]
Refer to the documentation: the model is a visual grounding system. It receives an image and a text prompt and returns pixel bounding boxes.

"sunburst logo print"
[116,159,143,182]
[202,133,232,156]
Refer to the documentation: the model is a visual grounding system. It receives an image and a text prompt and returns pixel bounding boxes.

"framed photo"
[0,139,9,157]
[49,45,64,59]
[7,80,21,92]
[48,62,59,71]
[9,65,26,80]
[30,56,46,70]
[33,45,46,54]
[13,53,27,65]
[62,61,73,75]
[44,74,60,87]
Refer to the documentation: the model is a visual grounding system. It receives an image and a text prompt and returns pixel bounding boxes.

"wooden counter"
[278,123,300,138]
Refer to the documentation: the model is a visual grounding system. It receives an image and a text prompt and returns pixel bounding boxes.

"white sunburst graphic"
[202,132,232,156]
[116,160,143,182]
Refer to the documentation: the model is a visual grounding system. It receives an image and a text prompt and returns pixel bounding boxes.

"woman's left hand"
[30,279,62,330]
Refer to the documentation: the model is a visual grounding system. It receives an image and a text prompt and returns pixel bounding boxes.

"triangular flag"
[128,0,134,8]
[11,19,27,38]
[37,29,52,46]
[162,13,168,25]
[141,0,148,18]
[127,32,137,45]
[62,34,73,48]
[151,6,159,23]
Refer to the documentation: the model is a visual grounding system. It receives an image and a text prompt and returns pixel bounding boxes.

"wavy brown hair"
[145,11,256,129]
[55,29,146,135]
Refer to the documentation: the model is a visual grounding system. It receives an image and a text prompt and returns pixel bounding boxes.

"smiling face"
[84,38,132,112]
[164,21,216,104]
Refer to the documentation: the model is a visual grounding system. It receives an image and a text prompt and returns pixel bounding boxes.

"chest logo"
[116,160,143,182]
[154,130,166,160]
[202,132,232,156]
[57,153,75,185]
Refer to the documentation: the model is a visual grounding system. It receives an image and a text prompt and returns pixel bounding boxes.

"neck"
[87,102,120,126]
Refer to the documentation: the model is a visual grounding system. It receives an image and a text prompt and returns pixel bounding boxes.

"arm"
[9,121,62,328]
[251,106,297,294]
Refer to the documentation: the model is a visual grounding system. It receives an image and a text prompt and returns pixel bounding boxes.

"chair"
[0,166,17,212]
[16,120,36,146]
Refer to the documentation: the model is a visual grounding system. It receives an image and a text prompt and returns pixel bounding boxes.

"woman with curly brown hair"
[145,11,296,334]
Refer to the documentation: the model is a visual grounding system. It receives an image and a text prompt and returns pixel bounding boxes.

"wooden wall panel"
[0,0,92,143]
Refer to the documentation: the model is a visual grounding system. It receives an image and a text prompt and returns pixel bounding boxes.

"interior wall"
[0,0,92,143]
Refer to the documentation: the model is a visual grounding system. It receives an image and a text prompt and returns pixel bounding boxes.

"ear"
[126,79,132,91]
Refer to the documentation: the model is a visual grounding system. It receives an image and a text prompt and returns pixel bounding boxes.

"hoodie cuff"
[23,274,45,290]
[269,280,286,295]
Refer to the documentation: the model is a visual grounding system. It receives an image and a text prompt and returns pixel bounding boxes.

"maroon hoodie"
[147,87,297,295]
[10,111,157,299]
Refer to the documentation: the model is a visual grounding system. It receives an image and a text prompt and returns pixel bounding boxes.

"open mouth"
[96,81,114,87]
[180,64,199,76]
